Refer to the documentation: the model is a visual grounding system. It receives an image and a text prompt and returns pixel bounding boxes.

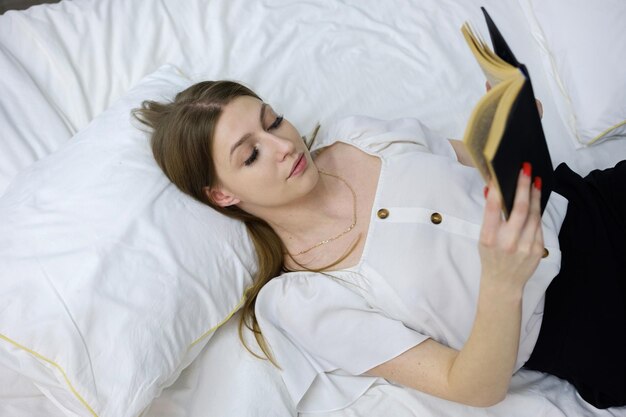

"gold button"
[377,208,389,219]
[430,212,442,224]
[542,248,549,258]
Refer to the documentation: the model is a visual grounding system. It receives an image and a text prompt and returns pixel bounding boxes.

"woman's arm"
[367,167,544,407]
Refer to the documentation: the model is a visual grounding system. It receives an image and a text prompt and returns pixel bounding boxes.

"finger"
[480,180,503,245]
[485,81,492,92]
[506,162,533,236]
[519,176,542,246]
[535,207,545,253]
[535,98,543,119]
[532,177,545,250]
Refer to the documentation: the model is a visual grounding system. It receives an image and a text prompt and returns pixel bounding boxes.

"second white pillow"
[522,0,626,146]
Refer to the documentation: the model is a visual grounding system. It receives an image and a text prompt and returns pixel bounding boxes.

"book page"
[461,23,517,86]
[462,84,506,182]
[484,76,525,159]
[461,10,552,218]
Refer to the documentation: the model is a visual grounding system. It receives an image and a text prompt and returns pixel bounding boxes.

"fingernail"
[534,176,542,190]
[522,162,532,177]
[484,186,489,198]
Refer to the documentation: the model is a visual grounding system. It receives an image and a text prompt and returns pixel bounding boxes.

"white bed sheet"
[1,0,624,191]
[0,362,64,416]
[1,0,625,416]
[3,321,624,417]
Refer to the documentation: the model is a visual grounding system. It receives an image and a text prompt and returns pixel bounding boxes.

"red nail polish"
[522,162,532,177]
[534,176,542,190]
[484,186,489,198]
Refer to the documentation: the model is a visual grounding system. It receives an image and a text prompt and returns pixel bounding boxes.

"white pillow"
[0,43,74,195]
[0,64,256,417]
[521,0,626,146]
[145,312,296,417]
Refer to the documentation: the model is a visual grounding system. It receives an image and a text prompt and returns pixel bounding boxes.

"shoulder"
[312,115,454,159]
[257,272,340,308]
[255,272,363,328]
[256,273,321,319]
[311,115,410,152]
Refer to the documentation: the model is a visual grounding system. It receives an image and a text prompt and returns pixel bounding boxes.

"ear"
[203,186,241,207]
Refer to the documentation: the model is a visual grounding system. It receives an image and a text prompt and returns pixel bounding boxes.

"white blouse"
[255,116,569,413]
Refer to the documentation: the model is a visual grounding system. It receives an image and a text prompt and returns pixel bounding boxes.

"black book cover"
[481,7,554,216]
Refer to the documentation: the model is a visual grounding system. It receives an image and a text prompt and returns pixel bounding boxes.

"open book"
[461,7,553,218]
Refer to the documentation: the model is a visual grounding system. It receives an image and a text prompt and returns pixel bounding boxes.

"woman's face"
[208,95,319,209]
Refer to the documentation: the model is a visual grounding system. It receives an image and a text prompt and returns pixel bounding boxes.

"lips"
[288,153,306,178]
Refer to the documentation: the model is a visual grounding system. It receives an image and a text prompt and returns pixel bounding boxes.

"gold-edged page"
[461,23,517,86]
[462,83,506,183]
[483,76,525,160]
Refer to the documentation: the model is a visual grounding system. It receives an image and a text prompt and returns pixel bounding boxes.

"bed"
[0,0,625,416]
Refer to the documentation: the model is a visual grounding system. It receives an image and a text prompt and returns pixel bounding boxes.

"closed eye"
[244,146,259,166]
[268,115,283,130]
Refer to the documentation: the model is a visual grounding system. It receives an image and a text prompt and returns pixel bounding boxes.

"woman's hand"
[367,165,545,407]
[479,163,544,292]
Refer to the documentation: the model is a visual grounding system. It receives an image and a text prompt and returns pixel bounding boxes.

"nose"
[266,132,295,161]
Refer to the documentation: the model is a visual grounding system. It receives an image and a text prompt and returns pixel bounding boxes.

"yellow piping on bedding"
[0,332,98,417]
[189,293,246,348]
[0,294,247,417]
[588,118,626,145]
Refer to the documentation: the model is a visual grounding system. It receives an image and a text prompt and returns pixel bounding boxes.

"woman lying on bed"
[134,81,625,410]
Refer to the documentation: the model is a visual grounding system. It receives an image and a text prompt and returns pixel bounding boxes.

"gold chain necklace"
[288,170,357,256]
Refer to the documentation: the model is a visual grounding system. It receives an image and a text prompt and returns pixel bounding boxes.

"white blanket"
[1,0,625,416]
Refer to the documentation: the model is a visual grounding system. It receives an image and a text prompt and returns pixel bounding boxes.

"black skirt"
[524,161,626,409]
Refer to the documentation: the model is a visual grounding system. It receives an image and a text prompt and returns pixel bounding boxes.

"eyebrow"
[229,102,267,162]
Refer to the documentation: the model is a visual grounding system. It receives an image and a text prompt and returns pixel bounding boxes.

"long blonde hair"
[133,80,356,365]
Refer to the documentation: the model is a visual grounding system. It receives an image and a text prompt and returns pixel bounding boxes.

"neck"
[241,171,354,252]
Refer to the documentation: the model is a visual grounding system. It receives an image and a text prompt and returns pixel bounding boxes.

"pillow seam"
[0,332,98,417]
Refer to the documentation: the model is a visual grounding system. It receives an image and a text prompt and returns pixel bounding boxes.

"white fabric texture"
[304,375,625,417]
[1,0,626,416]
[519,0,626,146]
[0,64,256,417]
[144,312,296,417]
[1,0,625,185]
[256,115,569,413]
[0,42,74,194]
